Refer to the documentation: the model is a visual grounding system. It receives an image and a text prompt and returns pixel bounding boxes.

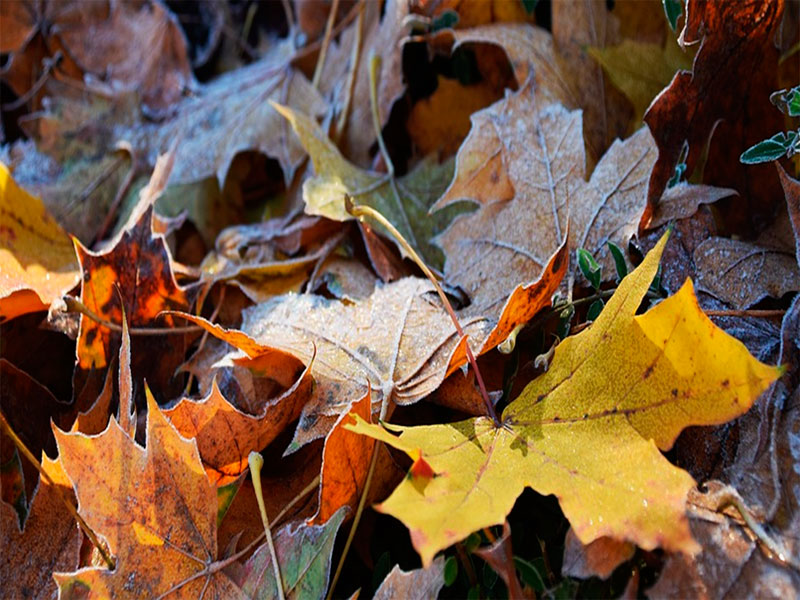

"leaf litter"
[0,1,798,598]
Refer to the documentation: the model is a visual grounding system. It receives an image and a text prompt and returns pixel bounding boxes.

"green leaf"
[667,161,687,188]
[372,552,393,591]
[586,299,605,322]
[216,478,241,526]
[522,0,539,15]
[576,248,602,290]
[740,132,795,164]
[607,242,628,281]
[557,304,575,340]
[770,86,800,117]
[662,0,683,31]
[465,532,482,553]
[444,556,459,586]
[513,557,546,592]
[467,584,481,600]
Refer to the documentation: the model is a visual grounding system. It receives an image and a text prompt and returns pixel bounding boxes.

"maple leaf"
[347,233,780,566]
[433,79,654,348]
[642,0,785,232]
[274,103,464,269]
[164,371,312,487]
[53,392,243,598]
[74,205,189,400]
[0,455,81,599]
[0,163,80,321]
[236,277,481,450]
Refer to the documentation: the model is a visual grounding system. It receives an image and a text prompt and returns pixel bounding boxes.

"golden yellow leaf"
[347,233,780,566]
[0,163,80,321]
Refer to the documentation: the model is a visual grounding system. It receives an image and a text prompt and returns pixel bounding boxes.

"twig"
[62,296,203,336]
[311,0,341,89]
[0,412,116,570]
[704,309,785,318]
[249,452,286,600]
[334,1,365,144]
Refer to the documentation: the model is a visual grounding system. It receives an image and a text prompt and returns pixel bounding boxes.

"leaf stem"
[62,296,202,336]
[0,412,115,570]
[704,309,785,318]
[346,199,499,425]
[248,452,286,600]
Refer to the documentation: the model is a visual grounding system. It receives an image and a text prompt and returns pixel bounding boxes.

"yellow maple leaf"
[347,232,780,566]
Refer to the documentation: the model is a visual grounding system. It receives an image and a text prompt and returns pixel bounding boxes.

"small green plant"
[740,85,800,164]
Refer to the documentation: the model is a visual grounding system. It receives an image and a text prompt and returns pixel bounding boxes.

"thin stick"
[334,1,365,144]
[704,309,785,318]
[312,0,341,89]
[326,439,380,600]
[249,452,286,600]
[0,412,115,570]
[346,199,498,424]
[368,54,394,176]
[63,296,202,336]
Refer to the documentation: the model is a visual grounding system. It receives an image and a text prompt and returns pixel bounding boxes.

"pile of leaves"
[1,0,799,597]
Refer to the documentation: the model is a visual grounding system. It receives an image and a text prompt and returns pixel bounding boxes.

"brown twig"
[62,296,202,336]
[311,0,341,89]
[704,309,786,318]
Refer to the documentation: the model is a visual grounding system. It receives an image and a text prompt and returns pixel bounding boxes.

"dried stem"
[0,412,115,570]
[704,309,785,318]
[312,0,341,89]
[62,296,202,336]
[249,452,286,600]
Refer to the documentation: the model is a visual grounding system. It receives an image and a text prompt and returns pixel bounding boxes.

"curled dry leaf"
[347,234,779,566]
[0,163,80,321]
[164,367,312,487]
[240,277,479,451]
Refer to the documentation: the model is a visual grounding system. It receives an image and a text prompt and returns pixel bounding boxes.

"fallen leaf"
[275,103,465,269]
[347,233,779,565]
[164,369,312,486]
[228,507,346,599]
[74,205,190,400]
[240,277,479,450]
[373,556,446,600]
[0,163,80,321]
[777,162,800,263]
[312,389,375,524]
[649,182,737,229]
[0,0,193,112]
[0,455,81,600]
[642,0,785,233]
[693,238,800,310]
[53,391,244,598]
[434,79,655,348]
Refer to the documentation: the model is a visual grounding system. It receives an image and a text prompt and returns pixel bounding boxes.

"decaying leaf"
[347,234,779,565]
[0,163,80,321]
[561,528,634,580]
[54,392,243,598]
